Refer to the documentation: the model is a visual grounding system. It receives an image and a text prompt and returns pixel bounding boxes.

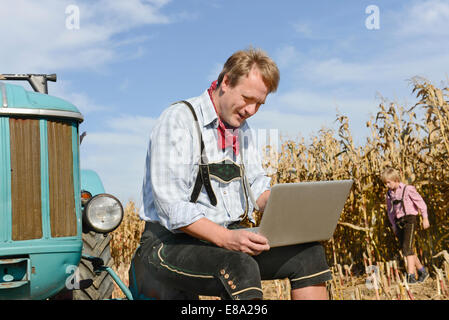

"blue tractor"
[0,74,132,300]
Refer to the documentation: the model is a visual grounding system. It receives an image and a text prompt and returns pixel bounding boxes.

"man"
[135,48,332,300]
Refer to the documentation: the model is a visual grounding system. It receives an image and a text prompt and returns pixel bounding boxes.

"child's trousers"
[395,215,417,256]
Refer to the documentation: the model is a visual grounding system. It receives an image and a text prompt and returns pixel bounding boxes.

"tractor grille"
[9,118,43,240]
[9,118,77,240]
[47,120,77,238]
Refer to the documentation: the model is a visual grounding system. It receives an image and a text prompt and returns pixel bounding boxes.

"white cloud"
[0,0,174,204]
[248,109,331,142]
[86,0,172,29]
[278,0,449,101]
[50,80,110,114]
[80,114,157,204]
[248,90,378,146]
[292,22,314,39]
[299,58,375,84]
[275,45,302,68]
[83,132,148,148]
[106,114,157,135]
[0,0,172,72]
[297,51,449,91]
[395,0,449,37]
[277,89,377,115]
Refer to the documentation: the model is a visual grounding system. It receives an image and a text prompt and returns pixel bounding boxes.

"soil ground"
[199,276,448,300]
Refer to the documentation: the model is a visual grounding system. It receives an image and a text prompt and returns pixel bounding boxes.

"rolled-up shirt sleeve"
[144,105,206,231]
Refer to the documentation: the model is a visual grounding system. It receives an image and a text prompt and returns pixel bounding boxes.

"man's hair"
[381,167,401,183]
[217,47,280,94]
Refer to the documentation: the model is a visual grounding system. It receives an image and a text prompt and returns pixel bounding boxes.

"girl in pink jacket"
[381,167,430,284]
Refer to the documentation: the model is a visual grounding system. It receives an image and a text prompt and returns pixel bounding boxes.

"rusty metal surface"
[0,257,30,290]
[0,280,28,289]
[0,258,27,264]
[47,120,77,237]
[9,118,43,241]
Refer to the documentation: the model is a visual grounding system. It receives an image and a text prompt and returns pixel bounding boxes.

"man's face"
[216,66,269,127]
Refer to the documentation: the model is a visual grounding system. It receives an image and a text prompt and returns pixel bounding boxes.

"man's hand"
[179,218,270,256]
[224,229,270,256]
[422,217,430,230]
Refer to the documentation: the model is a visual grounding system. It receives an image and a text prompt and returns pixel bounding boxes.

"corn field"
[110,77,449,299]
[258,77,449,270]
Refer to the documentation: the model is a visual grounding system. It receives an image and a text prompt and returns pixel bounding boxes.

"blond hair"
[381,167,401,183]
[217,47,280,94]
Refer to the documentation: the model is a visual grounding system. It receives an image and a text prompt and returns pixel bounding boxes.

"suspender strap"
[401,185,407,216]
[198,165,217,206]
[388,185,408,216]
[179,100,217,206]
[176,99,259,214]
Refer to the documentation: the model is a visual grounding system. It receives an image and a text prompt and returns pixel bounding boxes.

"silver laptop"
[246,180,353,247]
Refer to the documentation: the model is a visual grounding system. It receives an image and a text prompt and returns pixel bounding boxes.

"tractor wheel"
[72,231,115,300]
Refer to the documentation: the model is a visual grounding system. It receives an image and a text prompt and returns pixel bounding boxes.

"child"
[381,167,430,284]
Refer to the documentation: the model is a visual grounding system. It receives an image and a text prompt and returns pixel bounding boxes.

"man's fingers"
[246,230,269,244]
[245,231,270,252]
[229,229,270,254]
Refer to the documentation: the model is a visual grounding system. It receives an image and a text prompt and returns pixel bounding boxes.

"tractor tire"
[72,231,115,300]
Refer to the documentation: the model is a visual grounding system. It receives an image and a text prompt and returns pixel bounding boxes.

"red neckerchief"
[207,80,239,155]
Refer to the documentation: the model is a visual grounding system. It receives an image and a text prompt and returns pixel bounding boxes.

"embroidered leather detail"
[291,269,331,282]
[157,244,214,279]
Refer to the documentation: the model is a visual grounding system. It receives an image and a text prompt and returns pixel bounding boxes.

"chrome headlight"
[83,194,124,233]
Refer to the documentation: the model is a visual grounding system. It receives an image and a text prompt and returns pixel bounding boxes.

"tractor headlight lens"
[84,194,123,233]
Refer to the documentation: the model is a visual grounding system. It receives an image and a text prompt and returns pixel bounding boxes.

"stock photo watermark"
[65,264,81,290]
[365,5,380,30]
[365,265,381,290]
[65,4,80,30]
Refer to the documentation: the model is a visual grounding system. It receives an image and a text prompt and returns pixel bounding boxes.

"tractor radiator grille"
[9,118,77,240]
[47,120,77,237]
[9,119,43,240]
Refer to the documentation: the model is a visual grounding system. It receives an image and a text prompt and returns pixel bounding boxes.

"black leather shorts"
[134,222,332,300]
[395,215,417,256]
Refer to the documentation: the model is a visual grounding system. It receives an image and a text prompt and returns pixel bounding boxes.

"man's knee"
[216,251,263,300]
[132,238,264,300]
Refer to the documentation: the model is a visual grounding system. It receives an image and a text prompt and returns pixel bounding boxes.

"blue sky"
[1,0,448,205]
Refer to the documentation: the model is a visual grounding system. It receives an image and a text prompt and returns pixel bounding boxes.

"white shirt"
[139,89,271,231]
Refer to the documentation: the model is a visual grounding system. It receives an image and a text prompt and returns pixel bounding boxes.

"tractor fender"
[81,169,105,196]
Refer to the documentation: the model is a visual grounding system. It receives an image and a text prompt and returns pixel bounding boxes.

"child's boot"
[417,267,429,283]
[407,273,417,285]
